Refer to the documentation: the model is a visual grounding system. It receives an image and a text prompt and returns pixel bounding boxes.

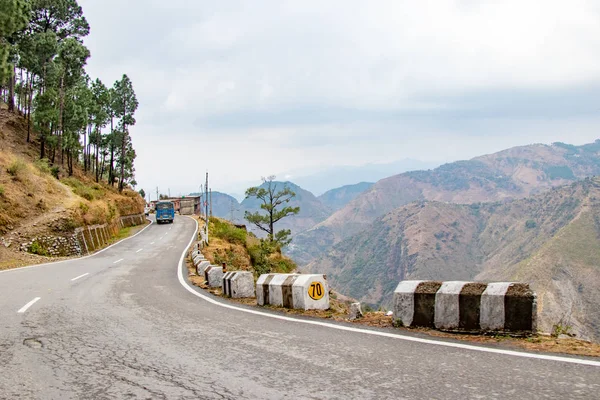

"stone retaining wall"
[20,214,146,257]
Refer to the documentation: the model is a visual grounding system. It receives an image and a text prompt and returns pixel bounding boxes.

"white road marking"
[113,259,124,264]
[136,248,143,253]
[18,297,41,313]
[177,217,600,368]
[1,219,154,275]
[151,242,155,245]
[70,273,89,282]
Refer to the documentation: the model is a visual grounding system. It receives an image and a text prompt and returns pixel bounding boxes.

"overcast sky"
[79,0,600,198]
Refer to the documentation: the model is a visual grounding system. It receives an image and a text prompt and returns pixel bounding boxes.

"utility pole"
[156,186,159,201]
[205,171,209,243]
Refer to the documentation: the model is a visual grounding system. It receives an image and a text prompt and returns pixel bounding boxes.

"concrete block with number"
[292,274,329,310]
[256,273,328,310]
[205,266,224,288]
[223,271,255,298]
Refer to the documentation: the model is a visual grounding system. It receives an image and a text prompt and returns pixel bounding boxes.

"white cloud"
[78,0,600,196]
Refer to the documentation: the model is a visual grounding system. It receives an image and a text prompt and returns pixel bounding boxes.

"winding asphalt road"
[0,215,599,399]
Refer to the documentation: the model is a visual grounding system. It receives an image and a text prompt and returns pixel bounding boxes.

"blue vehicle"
[155,201,175,224]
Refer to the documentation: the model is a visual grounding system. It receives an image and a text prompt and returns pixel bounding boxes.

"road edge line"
[0,218,154,274]
[176,217,600,368]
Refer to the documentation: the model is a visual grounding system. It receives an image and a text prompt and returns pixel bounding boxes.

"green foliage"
[34,158,51,174]
[210,217,247,245]
[544,165,575,180]
[244,176,300,247]
[0,185,4,197]
[62,177,103,201]
[551,323,573,338]
[7,158,26,176]
[525,219,537,229]
[29,241,48,256]
[50,165,60,179]
[138,188,145,199]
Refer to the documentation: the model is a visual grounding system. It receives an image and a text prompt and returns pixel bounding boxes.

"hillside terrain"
[318,182,374,211]
[304,178,600,341]
[290,141,600,265]
[0,108,144,268]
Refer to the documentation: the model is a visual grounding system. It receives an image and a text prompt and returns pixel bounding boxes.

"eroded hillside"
[290,141,600,265]
[304,178,600,341]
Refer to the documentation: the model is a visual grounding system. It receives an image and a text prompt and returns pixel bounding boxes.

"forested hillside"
[0,0,139,190]
[0,0,144,268]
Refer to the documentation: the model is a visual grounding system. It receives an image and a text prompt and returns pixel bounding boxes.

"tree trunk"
[26,75,34,143]
[58,75,65,165]
[108,116,114,186]
[95,127,100,182]
[8,65,15,112]
[119,98,127,192]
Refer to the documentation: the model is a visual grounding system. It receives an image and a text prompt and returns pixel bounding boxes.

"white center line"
[150,242,155,245]
[70,273,89,282]
[18,297,41,313]
[113,258,124,264]
[136,248,143,253]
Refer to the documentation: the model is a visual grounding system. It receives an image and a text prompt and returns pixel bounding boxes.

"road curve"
[0,215,598,399]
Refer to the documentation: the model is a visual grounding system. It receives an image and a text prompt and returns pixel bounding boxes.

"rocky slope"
[289,141,600,265]
[304,178,600,341]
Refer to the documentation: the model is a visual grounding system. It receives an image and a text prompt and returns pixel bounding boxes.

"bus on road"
[155,201,175,224]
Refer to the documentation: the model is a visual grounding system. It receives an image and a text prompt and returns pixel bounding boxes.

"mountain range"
[288,141,600,265]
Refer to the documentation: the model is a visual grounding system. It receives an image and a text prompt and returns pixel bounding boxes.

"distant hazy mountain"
[288,159,441,196]
[318,182,374,211]
[288,140,600,265]
[303,178,600,341]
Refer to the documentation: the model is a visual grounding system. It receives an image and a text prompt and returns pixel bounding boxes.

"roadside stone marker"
[205,266,224,288]
[256,273,329,310]
[222,271,255,298]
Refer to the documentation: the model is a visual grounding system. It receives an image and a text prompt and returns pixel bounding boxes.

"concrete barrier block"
[193,254,206,266]
[269,274,298,307]
[434,281,487,331]
[196,260,210,276]
[191,250,201,259]
[393,280,442,328]
[223,271,255,298]
[256,273,300,306]
[480,282,537,332]
[205,266,224,288]
[291,274,329,310]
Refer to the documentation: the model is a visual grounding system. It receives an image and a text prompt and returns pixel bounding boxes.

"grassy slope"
[0,106,144,267]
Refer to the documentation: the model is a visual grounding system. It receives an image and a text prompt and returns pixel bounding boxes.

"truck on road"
[155,201,175,224]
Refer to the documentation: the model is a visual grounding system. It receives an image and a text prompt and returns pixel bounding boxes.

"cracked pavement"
[0,216,598,399]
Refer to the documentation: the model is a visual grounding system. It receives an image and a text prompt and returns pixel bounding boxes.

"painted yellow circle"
[308,281,325,300]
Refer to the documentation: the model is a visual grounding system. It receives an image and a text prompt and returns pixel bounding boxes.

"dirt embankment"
[0,108,145,268]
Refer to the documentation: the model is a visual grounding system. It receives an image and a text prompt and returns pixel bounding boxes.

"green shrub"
[7,159,26,177]
[34,158,51,174]
[525,219,537,229]
[50,166,60,179]
[62,177,102,201]
[0,185,4,197]
[29,241,49,256]
[210,218,247,245]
